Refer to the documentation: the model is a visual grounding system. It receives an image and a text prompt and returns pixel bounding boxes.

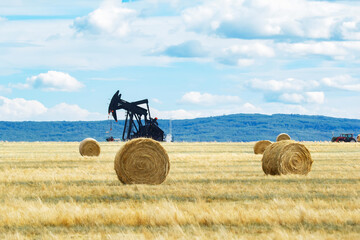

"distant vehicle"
[331,133,356,142]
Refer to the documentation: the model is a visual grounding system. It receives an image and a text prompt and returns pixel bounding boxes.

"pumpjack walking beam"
[108,90,164,141]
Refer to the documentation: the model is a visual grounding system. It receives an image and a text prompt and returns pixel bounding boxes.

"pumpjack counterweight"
[107,90,165,141]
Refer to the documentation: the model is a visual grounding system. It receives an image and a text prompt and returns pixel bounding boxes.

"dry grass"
[0,141,359,239]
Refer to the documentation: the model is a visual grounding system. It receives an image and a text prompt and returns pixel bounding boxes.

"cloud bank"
[182,0,360,41]
[0,96,103,121]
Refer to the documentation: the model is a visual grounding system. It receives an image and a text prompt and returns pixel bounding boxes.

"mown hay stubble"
[114,138,170,185]
[262,140,313,175]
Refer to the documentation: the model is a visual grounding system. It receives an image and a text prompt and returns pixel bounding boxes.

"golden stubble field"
[0,141,359,239]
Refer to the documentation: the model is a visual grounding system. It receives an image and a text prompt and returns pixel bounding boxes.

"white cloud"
[248,77,324,105]
[44,103,104,121]
[0,96,47,121]
[24,71,84,92]
[182,2,217,33]
[151,108,204,119]
[225,43,275,58]
[279,41,348,59]
[0,85,11,94]
[261,102,309,115]
[1,0,359,72]
[279,93,305,104]
[279,91,324,104]
[243,102,258,111]
[151,101,261,119]
[1,0,360,121]
[182,0,360,40]
[250,78,318,92]
[237,59,255,67]
[179,91,241,106]
[0,96,104,121]
[340,19,360,40]
[322,75,360,91]
[215,41,275,66]
[72,0,137,37]
[0,15,187,72]
[305,92,324,104]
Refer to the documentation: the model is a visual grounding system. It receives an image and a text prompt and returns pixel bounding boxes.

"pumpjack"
[107,90,165,141]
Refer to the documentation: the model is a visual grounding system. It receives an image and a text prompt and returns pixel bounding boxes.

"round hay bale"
[262,140,313,175]
[254,140,272,154]
[357,135,360,142]
[276,133,291,142]
[114,138,170,185]
[79,138,100,157]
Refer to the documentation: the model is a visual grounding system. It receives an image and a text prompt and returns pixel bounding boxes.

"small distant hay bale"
[114,138,170,185]
[357,135,360,142]
[79,138,101,157]
[276,133,291,142]
[254,140,272,154]
[262,140,313,175]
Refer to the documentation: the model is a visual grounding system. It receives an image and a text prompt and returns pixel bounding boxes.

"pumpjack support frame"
[108,90,165,141]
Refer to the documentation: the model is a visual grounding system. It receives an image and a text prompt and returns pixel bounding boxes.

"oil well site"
[0,91,359,239]
[1,0,360,239]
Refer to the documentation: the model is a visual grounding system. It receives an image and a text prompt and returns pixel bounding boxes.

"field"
[0,141,359,239]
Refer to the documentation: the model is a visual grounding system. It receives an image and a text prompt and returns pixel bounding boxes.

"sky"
[0,0,360,121]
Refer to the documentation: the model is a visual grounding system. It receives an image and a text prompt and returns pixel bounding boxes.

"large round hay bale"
[254,140,272,154]
[79,138,101,156]
[114,138,170,185]
[262,140,313,175]
[276,133,291,142]
[357,135,360,142]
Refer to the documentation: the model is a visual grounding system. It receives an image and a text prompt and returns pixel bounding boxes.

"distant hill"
[1,114,360,142]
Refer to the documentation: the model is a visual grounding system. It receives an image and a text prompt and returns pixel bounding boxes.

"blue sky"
[0,0,360,121]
